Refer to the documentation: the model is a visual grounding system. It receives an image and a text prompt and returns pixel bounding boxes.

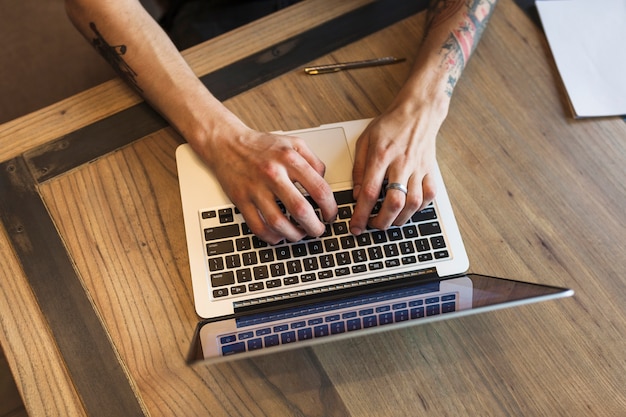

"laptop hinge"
[233,267,439,314]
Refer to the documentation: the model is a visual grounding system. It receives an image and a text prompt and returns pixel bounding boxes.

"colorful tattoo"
[89,22,143,94]
[427,0,497,96]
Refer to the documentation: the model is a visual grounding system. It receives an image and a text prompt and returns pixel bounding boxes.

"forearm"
[392,0,498,118]
[64,0,247,156]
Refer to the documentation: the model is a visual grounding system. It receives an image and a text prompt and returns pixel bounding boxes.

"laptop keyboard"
[201,189,450,300]
[218,290,458,356]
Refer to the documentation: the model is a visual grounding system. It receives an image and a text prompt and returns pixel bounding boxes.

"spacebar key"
[205,224,240,241]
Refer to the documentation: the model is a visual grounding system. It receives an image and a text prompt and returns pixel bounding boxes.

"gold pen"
[304,56,406,75]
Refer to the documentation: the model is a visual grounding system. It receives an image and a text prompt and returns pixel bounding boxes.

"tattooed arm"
[349,0,498,235]
[65,0,337,244]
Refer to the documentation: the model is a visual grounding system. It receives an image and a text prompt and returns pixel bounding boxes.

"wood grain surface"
[1,0,625,415]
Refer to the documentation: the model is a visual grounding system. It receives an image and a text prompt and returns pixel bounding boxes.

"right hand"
[193,127,338,244]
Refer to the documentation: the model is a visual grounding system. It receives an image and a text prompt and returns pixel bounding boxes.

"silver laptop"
[176,119,573,363]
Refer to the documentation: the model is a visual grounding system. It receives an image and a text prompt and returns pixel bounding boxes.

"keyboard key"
[402,225,418,238]
[419,222,442,236]
[340,235,356,249]
[332,222,350,235]
[335,267,350,276]
[442,302,456,313]
[371,230,387,243]
[266,279,282,288]
[270,263,286,277]
[308,318,323,325]
[275,246,291,260]
[427,305,440,316]
[435,250,450,259]
[225,254,241,268]
[411,207,437,222]
[324,238,340,252]
[213,288,229,298]
[286,260,302,274]
[206,240,235,256]
[253,265,269,280]
[430,236,446,249]
[338,206,352,219]
[208,257,225,272]
[356,234,372,247]
[411,307,425,319]
[368,247,384,260]
[368,261,384,271]
[426,297,440,304]
[314,324,330,337]
[379,313,393,325]
[300,273,316,282]
[319,255,335,268]
[220,335,236,344]
[395,310,409,322]
[401,255,417,265]
[201,210,216,219]
[352,249,367,263]
[363,316,378,328]
[291,321,307,328]
[247,338,263,351]
[347,319,362,331]
[330,322,346,334]
[264,335,280,347]
[242,252,258,266]
[222,342,246,356]
[238,331,254,340]
[418,253,433,262]
[235,237,251,251]
[308,241,324,254]
[284,276,299,285]
[385,259,401,268]
[236,268,253,283]
[273,324,288,332]
[335,252,351,265]
[249,282,264,291]
[281,331,296,344]
[298,328,313,340]
[205,224,240,241]
[399,241,415,254]
[387,228,403,241]
[292,243,308,257]
[230,285,246,295]
[351,264,367,273]
[256,328,272,336]
[211,271,234,287]
[259,249,274,263]
[415,238,430,252]
[383,243,399,257]
[318,270,334,279]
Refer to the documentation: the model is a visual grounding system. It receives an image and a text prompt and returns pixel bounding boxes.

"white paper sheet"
[536,0,626,118]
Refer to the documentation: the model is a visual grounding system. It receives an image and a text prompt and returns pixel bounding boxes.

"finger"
[370,180,408,230]
[288,144,338,226]
[236,202,285,245]
[349,173,386,235]
[418,173,437,211]
[255,195,308,243]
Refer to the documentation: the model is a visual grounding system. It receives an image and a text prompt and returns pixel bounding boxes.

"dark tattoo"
[426,0,497,96]
[89,22,143,94]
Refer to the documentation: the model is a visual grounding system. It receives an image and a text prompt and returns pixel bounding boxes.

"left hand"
[349,105,442,235]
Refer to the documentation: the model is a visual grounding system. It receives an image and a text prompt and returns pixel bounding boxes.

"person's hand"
[349,104,444,235]
[194,127,338,244]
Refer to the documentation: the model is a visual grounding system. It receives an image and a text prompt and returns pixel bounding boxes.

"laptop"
[176,119,573,363]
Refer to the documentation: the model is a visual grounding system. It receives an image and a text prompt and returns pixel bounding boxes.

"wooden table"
[1,0,625,415]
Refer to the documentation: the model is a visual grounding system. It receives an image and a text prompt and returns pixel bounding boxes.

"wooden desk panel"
[2,0,625,415]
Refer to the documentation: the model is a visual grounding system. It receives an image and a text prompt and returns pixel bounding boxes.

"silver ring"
[385,182,408,195]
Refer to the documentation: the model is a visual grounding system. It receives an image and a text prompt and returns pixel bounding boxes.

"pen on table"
[304,56,406,75]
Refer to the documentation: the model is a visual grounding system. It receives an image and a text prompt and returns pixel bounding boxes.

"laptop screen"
[187,273,572,363]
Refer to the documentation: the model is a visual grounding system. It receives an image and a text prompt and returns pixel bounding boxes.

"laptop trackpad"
[295,127,353,186]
